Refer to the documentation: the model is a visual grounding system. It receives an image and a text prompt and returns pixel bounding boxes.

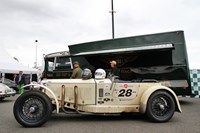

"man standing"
[110,60,120,77]
[70,61,82,79]
[15,71,26,94]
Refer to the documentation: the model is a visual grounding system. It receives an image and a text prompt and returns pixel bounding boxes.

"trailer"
[43,30,191,96]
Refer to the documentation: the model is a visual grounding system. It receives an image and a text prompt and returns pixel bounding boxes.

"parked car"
[0,83,16,101]
[0,78,18,91]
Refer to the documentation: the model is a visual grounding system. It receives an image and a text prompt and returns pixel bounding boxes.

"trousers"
[18,84,24,94]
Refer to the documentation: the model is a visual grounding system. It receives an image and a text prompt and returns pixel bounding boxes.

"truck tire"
[13,90,52,127]
[146,90,175,122]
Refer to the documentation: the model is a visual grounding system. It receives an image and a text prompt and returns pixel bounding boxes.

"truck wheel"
[13,90,52,127]
[146,91,175,122]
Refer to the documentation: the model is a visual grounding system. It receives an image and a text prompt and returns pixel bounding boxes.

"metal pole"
[35,40,38,68]
[111,0,115,39]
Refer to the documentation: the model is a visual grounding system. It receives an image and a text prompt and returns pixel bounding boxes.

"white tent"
[0,48,38,74]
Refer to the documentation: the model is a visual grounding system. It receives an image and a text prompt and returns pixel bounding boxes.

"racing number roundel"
[114,84,138,99]
[124,84,128,88]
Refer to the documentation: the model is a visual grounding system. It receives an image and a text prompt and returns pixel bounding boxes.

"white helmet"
[95,69,106,79]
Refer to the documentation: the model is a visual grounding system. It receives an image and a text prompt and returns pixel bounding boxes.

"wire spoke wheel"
[147,91,175,122]
[21,97,45,123]
[13,90,52,127]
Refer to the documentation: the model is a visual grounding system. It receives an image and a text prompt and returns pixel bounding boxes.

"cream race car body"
[26,78,181,114]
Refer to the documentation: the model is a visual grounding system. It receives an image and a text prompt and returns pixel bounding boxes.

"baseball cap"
[73,61,79,65]
[110,60,117,65]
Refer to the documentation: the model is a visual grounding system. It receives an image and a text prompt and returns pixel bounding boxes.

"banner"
[190,69,200,98]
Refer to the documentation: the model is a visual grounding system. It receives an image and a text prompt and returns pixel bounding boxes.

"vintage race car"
[13,74,182,127]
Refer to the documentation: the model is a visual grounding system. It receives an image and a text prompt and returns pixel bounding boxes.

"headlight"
[41,79,47,86]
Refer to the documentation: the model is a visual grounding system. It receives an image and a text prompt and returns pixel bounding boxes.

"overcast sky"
[0,0,200,69]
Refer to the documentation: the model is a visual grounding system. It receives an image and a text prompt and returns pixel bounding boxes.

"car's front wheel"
[13,90,52,127]
[146,90,175,122]
[0,97,5,101]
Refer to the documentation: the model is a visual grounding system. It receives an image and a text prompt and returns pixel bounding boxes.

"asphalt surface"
[0,95,200,133]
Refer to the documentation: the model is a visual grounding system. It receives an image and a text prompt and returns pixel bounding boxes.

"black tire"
[0,97,5,101]
[13,90,52,127]
[52,104,57,112]
[13,87,19,92]
[146,91,175,122]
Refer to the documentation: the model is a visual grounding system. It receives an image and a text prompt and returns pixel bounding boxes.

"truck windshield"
[46,58,54,72]
[55,57,72,70]
[45,56,72,72]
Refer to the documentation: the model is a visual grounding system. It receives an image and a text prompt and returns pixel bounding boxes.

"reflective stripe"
[74,43,174,56]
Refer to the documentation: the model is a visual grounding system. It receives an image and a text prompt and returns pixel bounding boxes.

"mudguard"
[140,85,182,114]
[22,83,60,113]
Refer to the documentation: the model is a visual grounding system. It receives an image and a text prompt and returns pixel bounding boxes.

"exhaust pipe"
[74,86,93,115]
[61,85,77,114]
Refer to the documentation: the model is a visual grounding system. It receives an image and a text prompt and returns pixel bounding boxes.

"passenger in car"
[70,61,82,79]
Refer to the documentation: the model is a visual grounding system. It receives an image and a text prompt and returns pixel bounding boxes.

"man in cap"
[70,61,82,79]
[110,60,120,77]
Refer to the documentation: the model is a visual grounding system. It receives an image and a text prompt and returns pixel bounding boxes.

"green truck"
[43,30,191,96]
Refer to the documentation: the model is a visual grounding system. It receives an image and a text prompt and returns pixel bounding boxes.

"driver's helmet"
[82,68,92,80]
[95,69,106,79]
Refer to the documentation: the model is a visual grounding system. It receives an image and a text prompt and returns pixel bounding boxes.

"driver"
[110,60,120,77]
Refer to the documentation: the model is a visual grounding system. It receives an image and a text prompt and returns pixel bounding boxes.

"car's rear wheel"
[146,90,175,122]
[13,90,52,127]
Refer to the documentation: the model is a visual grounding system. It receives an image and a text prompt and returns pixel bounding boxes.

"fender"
[140,85,182,114]
[23,83,60,113]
